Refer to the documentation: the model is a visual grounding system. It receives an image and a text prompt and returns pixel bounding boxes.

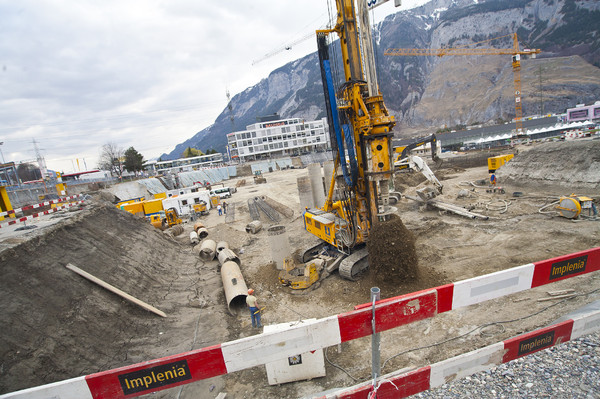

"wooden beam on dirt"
[537,293,576,302]
[66,263,167,318]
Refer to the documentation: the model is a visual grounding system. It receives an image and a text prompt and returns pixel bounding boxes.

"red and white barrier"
[0,194,83,218]
[317,307,600,398]
[0,200,85,229]
[1,247,598,399]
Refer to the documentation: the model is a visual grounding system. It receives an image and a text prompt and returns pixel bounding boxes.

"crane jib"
[322,59,358,187]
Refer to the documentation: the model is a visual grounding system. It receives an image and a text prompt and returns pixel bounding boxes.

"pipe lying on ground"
[221,260,248,314]
[166,224,184,236]
[245,220,262,234]
[194,222,209,239]
[190,231,199,245]
[216,241,229,253]
[199,239,217,261]
[217,248,240,267]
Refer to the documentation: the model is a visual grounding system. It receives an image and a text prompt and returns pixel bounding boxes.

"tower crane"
[384,33,541,134]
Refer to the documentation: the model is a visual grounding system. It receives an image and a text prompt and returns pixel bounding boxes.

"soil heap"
[367,214,419,283]
[0,202,228,395]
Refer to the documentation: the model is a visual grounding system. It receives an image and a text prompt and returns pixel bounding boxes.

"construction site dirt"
[0,139,599,398]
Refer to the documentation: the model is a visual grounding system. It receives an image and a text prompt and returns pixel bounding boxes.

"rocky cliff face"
[163,0,600,159]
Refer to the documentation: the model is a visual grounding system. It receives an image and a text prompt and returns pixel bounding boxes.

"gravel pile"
[414,331,600,398]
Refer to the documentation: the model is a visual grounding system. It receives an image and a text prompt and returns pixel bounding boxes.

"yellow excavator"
[300,0,399,281]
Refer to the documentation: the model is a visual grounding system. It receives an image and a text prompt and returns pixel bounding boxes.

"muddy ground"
[0,140,599,398]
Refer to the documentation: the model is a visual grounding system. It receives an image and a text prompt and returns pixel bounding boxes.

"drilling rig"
[302,0,402,280]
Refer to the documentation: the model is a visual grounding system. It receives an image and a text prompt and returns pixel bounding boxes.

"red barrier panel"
[85,345,227,399]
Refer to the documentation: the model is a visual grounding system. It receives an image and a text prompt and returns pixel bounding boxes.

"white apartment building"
[144,153,224,175]
[227,117,331,162]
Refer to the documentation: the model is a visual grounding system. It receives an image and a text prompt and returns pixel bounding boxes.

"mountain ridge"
[162,0,600,160]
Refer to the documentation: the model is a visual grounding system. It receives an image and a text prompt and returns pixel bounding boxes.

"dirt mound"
[0,202,227,394]
[367,214,419,283]
[496,139,600,192]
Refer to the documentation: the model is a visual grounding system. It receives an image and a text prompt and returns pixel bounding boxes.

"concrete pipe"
[308,163,325,208]
[268,225,291,270]
[197,227,209,239]
[323,160,335,200]
[216,241,229,253]
[221,260,249,314]
[192,243,202,256]
[193,221,205,232]
[166,224,184,237]
[245,220,262,234]
[189,231,199,245]
[296,175,314,211]
[218,248,241,267]
[199,239,217,261]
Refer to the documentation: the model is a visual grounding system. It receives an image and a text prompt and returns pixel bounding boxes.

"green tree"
[182,147,204,158]
[123,147,145,175]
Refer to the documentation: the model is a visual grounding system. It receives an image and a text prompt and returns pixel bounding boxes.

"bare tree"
[98,142,124,178]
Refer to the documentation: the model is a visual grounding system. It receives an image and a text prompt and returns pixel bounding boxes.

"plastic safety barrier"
[0,199,85,229]
[1,247,598,398]
[0,194,83,217]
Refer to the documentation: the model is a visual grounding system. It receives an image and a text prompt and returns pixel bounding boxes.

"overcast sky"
[0,0,427,174]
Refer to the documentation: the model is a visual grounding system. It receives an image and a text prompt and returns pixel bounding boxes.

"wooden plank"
[537,293,576,302]
[66,263,167,318]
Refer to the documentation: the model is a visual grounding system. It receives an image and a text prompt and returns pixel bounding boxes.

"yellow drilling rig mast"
[385,33,541,134]
[303,0,398,279]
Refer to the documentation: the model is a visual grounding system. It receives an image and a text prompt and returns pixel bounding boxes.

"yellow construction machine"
[193,201,209,216]
[301,0,399,280]
[394,134,440,168]
[278,258,321,290]
[149,208,182,230]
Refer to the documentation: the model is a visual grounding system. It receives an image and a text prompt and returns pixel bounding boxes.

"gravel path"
[414,331,600,399]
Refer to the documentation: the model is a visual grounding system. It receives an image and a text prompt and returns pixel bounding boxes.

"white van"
[210,187,233,199]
